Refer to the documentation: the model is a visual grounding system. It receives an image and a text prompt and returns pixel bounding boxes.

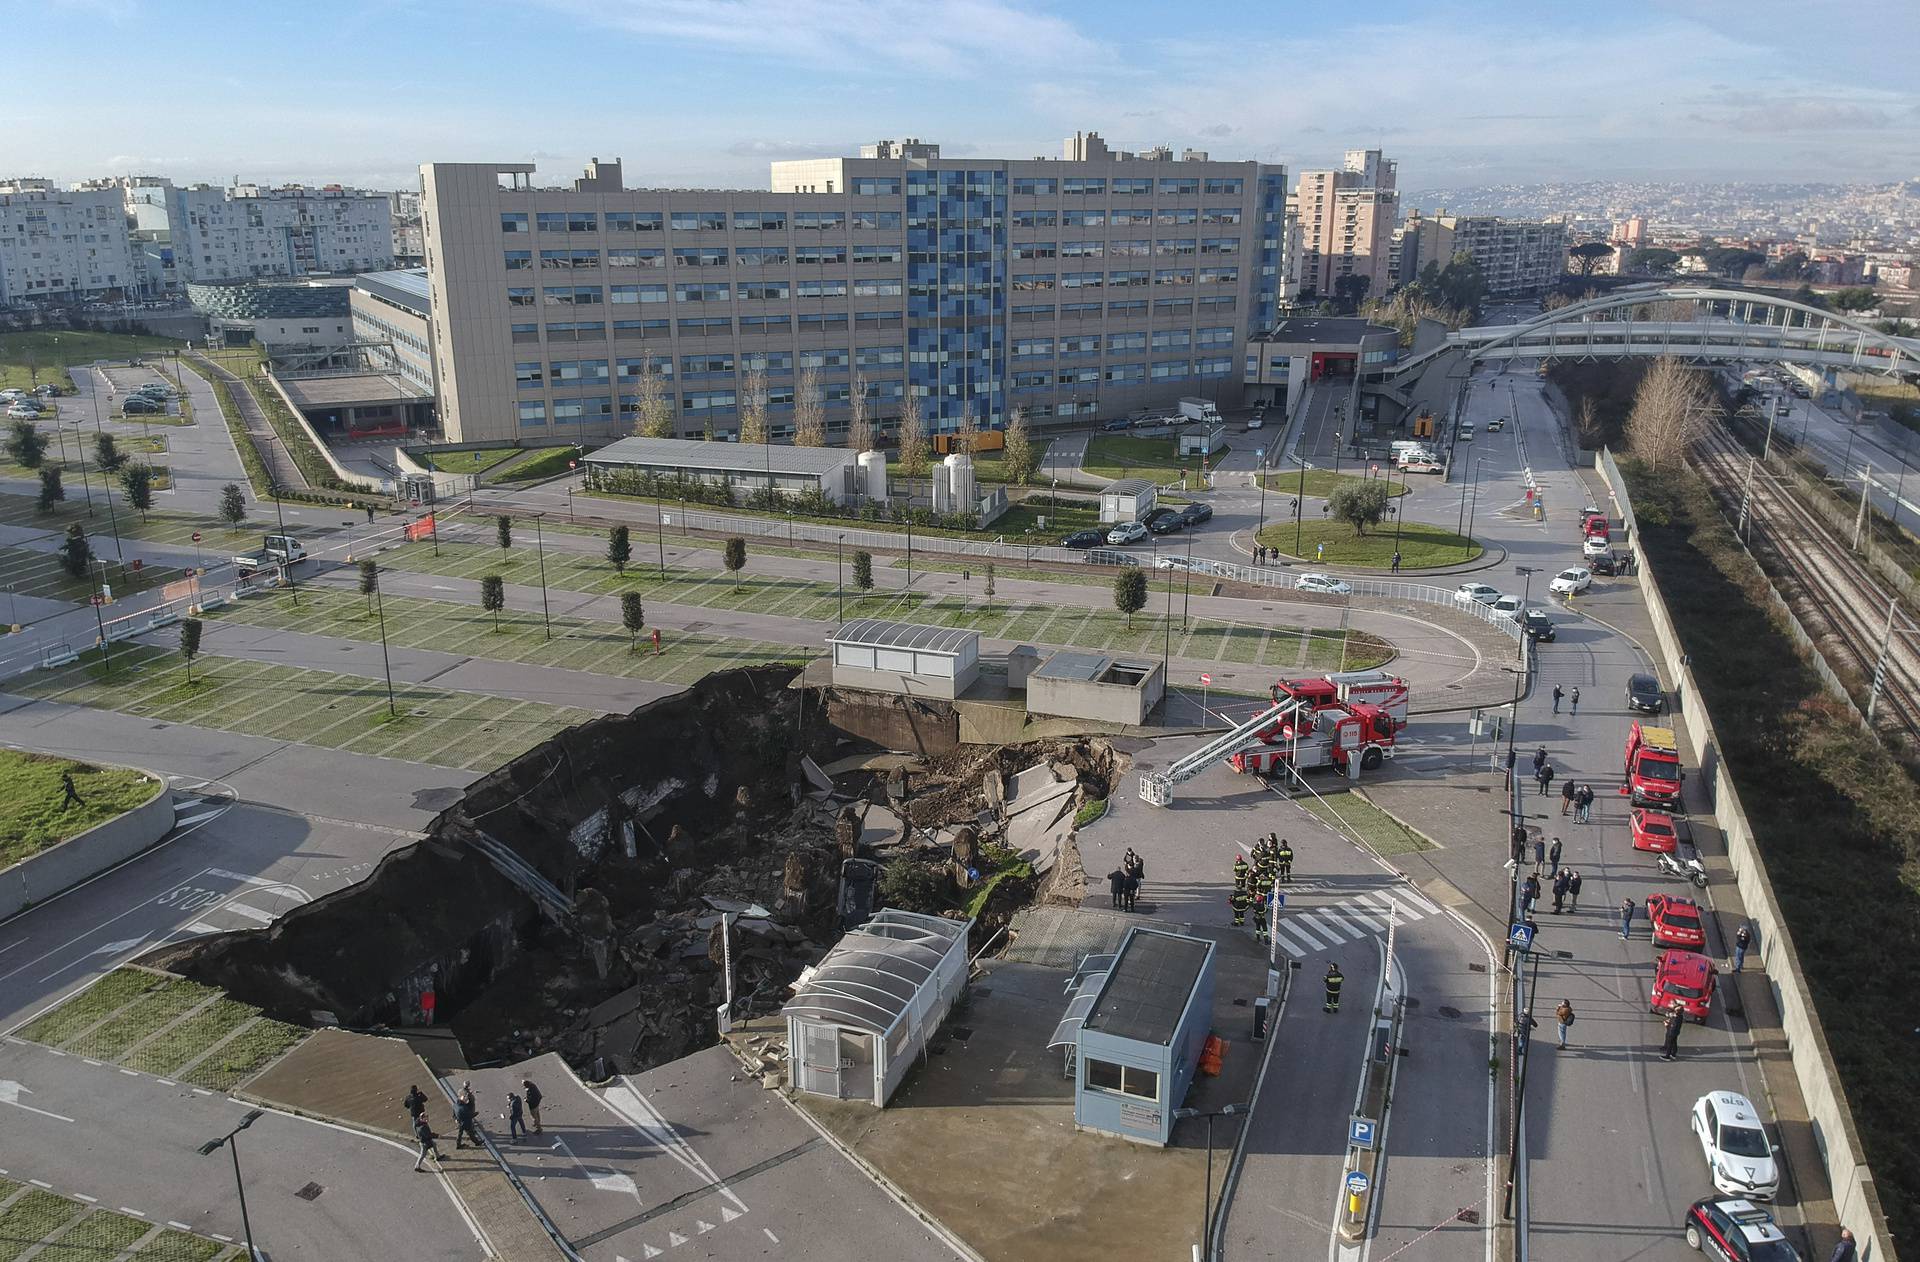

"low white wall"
[0,769,174,919]
[1594,450,1897,1260]
[261,373,387,493]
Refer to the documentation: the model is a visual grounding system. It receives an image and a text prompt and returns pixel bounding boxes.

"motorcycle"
[1658,842,1708,888]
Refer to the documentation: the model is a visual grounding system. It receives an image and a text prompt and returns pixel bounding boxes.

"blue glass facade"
[907,169,1007,432]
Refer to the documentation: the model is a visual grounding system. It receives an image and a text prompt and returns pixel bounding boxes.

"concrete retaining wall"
[260,373,387,493]
[0,768,174,920]
[1593,449,1897,1260]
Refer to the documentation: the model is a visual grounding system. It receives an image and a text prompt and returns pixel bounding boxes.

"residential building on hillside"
[420,138,1287,445]
[1289,149,1398,302]
[1397,211,1570,297]
[0,179,143,306]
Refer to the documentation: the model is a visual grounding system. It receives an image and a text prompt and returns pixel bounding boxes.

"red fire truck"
[1230,701,1401,777]
[1623,720,1684,807]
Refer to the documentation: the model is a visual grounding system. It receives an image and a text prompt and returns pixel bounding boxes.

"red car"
[1647,893,1707,950]
[1630,807,1679,853]
[1652,950,1718,1022]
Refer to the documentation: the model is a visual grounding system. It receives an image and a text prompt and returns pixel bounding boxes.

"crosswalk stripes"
[1268,883,1441,957]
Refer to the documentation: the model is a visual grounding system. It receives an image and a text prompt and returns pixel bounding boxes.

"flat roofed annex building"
[419,136,1287,444]
[582,435,861,504]
[825,619,981,700]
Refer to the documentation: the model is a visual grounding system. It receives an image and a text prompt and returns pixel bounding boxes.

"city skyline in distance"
[9,0,1920,191]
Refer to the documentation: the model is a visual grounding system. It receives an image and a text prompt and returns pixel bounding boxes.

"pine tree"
[620,591,645,650]
[6,420,46,469]
[480,574,505,629]
[607,524,631,573]
[358,559,378,612]
[219,482,247,529]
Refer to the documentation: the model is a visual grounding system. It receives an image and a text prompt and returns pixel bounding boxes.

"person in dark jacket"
[1660,1003,1685,1060]
[1548,836,1563,871]
[1560,778,1576,815]
[1567,869,1584,911]
[508,1091,526,1142]
[1551,869,1570,914]
[1536,763,1555,795]
[413,1114,443,1171]
[1108,868,1128,909]
[1532,746,1547,774]
[455,1088,482,1149]
[522,1079,543,1132]
[403,1085,427,1122]
[1575,783,1595,823]
[1324,962,1343,1013]
[1124,871,1140,912]
[1829,1228,1858,1262]
[1522,874,1541,915]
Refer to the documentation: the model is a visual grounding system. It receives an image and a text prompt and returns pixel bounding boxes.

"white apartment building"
[0,180,142,306]
[1398,211,1571,297]
[168,183,394,283]
[1289,149,1398,301]
[421,138,1288,445]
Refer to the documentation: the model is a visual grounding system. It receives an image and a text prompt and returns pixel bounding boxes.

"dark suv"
[1177,502,1214,527]
[1522,609,1556,642]
[1144,507,1184,535]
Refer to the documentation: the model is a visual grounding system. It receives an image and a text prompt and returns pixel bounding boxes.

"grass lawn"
[1084,435,1224,488]
[193,344,267,377]
[0,425,166,484]
[1303,790,1436,856]
[0,330,185,393]
[420,445,521,476]
[13,643,596,772]
[991,495,1105,540]
[0,750,158,867]
[0,1175,225,1260]
[491,446,581,483]
[1257,518,1481,568]
[0,489,273,549]
[1258,469,1409,498]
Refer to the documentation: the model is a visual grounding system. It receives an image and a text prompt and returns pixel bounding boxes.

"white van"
[1458,423,1475,441]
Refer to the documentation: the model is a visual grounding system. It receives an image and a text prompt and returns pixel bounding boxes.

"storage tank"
[945,453,975,515]
[858,449,888,502]
[930,460,952,514]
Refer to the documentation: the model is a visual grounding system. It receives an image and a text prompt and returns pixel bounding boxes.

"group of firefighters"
[1226,833,1296,942]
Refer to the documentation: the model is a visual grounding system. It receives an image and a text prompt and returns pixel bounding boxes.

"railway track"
[1692,423,1920,742]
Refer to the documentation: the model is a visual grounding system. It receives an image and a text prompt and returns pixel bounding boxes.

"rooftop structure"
[825,619,981,700]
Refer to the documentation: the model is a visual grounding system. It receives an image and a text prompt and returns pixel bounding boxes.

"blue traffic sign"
[1346,1170,1371,1196]
[1507,922,1536,952]
[1349,1116,1378,1150]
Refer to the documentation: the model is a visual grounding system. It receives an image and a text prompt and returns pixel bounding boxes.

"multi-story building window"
[670,211,728,231]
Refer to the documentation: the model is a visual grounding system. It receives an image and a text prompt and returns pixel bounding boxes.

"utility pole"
[1853,464,1871,551]
[1762,394,1778,462]
[532,512,552,638]
[1737,456,1756,540]
[1866,596,1898,723]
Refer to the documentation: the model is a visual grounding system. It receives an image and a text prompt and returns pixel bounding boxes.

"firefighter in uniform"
[1252,890,1270,946]
[1277,839,1295,883]
[1324,962,1344,1013]
[1232,853,1250,894]
[1228,886,1251,926]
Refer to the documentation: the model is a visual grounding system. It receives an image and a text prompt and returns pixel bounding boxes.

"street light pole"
[1295,456,1308,556]
[836,534,846,626]
[198,1109,264,1260]
[1464,459,1487,559]
[655,492,667,578]
[370,567,397,718]
[1172,1103,1245,1255]
[1182,534,1193,628]
[531,512,551,639]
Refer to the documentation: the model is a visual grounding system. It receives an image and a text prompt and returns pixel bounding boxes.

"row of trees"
[10,422,162,519]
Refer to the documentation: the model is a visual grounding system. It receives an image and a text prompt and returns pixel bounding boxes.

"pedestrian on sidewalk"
[1517,1008,1537,1057]
[1107,868,1128,909]
[1830,1228,1858,1262]
[454,1086,482,1149]
[1390,551,1401,574]
[1568,869,1584,911]
[1548,836,1563,871]
[402,1084,428,1123]
[1532,836,1545,870]
[1570,686,1581,716]
[1536,763,1555,796]
[507,1091,526,1142]
[1576,783,1594,823]
[1323,962,1343,1013]
[1555,999,1576,1049]
[522,1079,543,1133]
[1551,869,1570,914]
[1733,923,1754,973]
[1532,745,1547,775]
[1125,870,1141,912]
[413,1114,443,1172]
[1620,897,1637,939]
[1660,1003,1685,1060]
[1522,873,1541,915]
[1561,778,1576,815]
[1552,684,1564,713]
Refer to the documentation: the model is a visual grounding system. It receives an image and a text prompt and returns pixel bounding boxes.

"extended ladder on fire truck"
[1138,698,1308,807]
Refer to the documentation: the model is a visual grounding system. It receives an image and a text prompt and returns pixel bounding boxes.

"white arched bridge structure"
[1387,285,1920,382]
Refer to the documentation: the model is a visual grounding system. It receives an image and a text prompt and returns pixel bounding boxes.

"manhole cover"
[950,1028,973,1042]
[410,708,429,717]
[294,1182,324,1201]
[1468,963,1488,973]
[1456,1209,1481,1224]
[1438,1006,1462,1019]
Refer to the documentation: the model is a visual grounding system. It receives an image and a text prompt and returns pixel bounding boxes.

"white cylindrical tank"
[931,461,952,514]
[945,453,975,514]
[858,449,887,502]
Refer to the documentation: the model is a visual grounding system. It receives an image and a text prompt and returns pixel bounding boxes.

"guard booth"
[1050,926,1216,1145]
[783,909,971,1107]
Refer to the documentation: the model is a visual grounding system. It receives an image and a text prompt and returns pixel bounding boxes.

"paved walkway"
[186,353,308,492]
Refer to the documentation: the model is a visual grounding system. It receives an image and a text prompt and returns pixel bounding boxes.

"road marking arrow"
[591,1172,637,1197]
[89,938,149,958]
[0,1081,74,1122]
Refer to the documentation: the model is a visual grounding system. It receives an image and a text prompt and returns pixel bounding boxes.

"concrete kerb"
[0,760,173,920]
[1208,962,1293,1261]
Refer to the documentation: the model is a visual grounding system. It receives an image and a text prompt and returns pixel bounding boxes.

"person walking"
[1620,897,1637,940]
[1554,999,1576,1049]
[1568,869,1584,911]
[413,1114,443,1172]
[1108,868,1128,909]
[1522,873,1541,915]
[1570,687,1581,716]
[1829,1228,1858,1262]
[402,1085,428,1123]
[59,771,85,808]
[1323,962,1343,1013]
[1551,684,1564,713]
[1560,778,1576,816]
[1228,886,1250,927]
[522,1079,543,1133]
[1660,1003,1685,1060]
[1532,746,1547,775]
[454,1086,482,1149]
[1547,836,1563,872]
[1533,836,1546,871]
[1516,1008,1538,1057]
[1125,869,1141,913]
[507,1091,527,1142]
[1733,923,1753,973]
[1576,783,1594,823]
[1551,869,1570,914]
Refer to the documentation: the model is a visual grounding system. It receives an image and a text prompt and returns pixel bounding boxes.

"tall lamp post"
[1172,1103,1246,1255]
[530,512,552,639]
[370,564,397,718]
[1293,455,1310,557]
[198,1108,264,1260]
[836,533,846,626]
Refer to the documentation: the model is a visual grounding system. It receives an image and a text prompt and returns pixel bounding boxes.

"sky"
[9,0,1920,193]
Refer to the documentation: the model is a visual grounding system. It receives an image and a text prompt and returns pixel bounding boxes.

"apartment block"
[0,180,142,306]
[421,137,1287,445]
[1399,211,1571,297]
[168,183,394,283]
[1289,149,1397,301]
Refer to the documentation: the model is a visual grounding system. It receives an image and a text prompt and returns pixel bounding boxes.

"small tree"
[495,514,512,552]
[218,482,247,530]
[480,574,505,629]
[722,536,746,590]
[792,364,825,447]
[955,404,980,457]
[37,466,64,514]
[738,366,769,445]
[1328,480,1391,535]
[1113,568,1148,628]
[60,523,91,579]
[1626,356,1717,470]
[984,562,996,611]
[620,590,645,650]
[847,372,874,453]
[6,419,46,470]
[121,464,153,520]
[178,617,203,685]
[1001,406,1037,486]
[897,389,929,482]
[93,431,125,473]
[607,524,631,573]
[358,559,379,612]
[632,355,673,438]
[852,550,874,600]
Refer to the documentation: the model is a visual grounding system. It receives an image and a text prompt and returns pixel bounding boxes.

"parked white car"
[6,404,41,419]
[1490,594,1523,618]
[1295,572,1353,596]
[1455,582,1501,605]
[1105,521,1148,545]
[1549,567,1593,595]
[1691,1092,1779,1201]
[1583,533,1613,559]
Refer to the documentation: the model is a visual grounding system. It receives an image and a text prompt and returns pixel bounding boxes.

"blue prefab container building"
[1055,926,1216,1146]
